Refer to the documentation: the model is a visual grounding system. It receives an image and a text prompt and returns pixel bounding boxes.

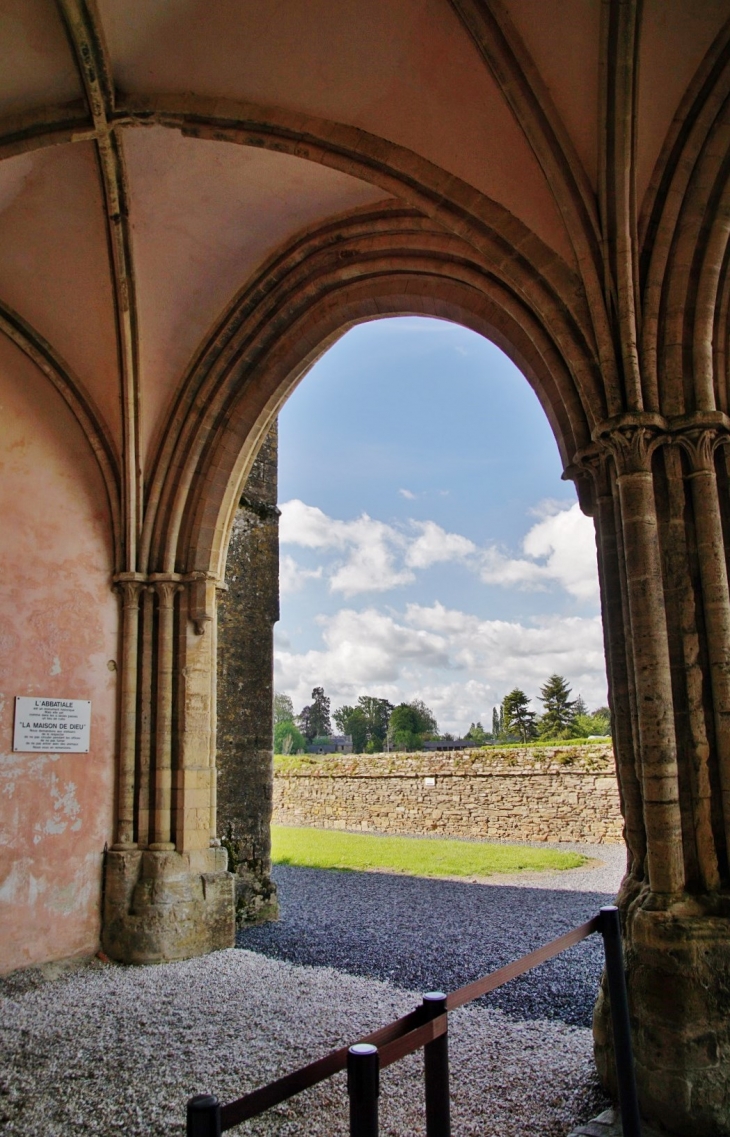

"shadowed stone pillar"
[216,423,279,924]
[574,417,730,1137]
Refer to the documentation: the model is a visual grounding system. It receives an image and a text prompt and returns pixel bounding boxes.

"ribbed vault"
[3,4,730,1133]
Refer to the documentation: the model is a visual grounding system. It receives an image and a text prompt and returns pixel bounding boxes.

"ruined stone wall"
[273,743,623,844]
[216,424,279,922]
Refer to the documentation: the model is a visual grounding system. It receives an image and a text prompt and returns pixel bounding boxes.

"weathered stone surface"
[273,744,623,845]
[594,895,730,1137]
[216,425,279,924]
[101,848,234,963]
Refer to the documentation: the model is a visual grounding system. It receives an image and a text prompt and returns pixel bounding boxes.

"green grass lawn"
[271,825,586,879]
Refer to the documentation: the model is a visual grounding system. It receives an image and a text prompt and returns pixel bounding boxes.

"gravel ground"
[0,844,622,1136]
[0,949,607,1137]
[237,843,625,1027]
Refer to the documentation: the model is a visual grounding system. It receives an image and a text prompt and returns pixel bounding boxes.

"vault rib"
[447,0,620,406]
[56,0,140,576]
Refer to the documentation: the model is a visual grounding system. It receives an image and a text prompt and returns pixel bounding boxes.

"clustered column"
[578,414,730,1133]
[109,572,222,854]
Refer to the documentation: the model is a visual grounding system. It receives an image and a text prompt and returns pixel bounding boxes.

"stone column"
[583,418,730,1137]
[111,576,145,850]
[590,460,645,881]
[611,426,685,895]
[149,576,180,851]
[102,571,235,964]
[216,422,279,924]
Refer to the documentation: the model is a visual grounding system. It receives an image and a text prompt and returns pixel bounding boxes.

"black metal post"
[187,1093,222,1137]
[422,992,451,1137]
[600,905,642,1137]
[348,1042,379,1137]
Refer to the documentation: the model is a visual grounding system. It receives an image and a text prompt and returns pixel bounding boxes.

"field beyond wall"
[273,742,623,845]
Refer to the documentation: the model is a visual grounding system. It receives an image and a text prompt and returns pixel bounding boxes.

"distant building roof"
[306,734,353,754]
[421,738,477,751]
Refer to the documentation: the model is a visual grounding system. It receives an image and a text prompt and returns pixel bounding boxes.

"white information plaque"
[13,697,91,753]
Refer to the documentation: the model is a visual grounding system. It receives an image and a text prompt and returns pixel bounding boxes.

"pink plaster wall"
[99,0,575,267]
[0,336,118,974]
[0,143,121,449]
[125,129,385,469]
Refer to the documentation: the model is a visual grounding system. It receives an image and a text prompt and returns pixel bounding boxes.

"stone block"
[102,849,235,964]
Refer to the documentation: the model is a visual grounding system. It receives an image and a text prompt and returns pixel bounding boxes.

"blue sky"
[275,317,607,734]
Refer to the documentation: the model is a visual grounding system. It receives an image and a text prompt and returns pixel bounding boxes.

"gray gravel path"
[237,844,625,1028]
[0,950,607,1137]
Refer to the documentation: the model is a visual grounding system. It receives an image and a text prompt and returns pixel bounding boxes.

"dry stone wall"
[273,743,623,844]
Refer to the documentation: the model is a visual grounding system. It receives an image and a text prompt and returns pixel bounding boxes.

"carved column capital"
[592,420,668,476]
[113,573,147,608]
[149,574,184,608]
[676,427,720,474]
[666,414,730,475]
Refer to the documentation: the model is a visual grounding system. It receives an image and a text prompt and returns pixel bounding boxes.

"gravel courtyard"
[0,843,624,1137]
[238,843,625,1028]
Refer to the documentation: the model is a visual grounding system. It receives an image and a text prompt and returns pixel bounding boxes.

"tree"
[408,699,438,737]
[274,719,306,754]
[297,686,331,741]
[492,706,500,737]
[274,692,294,725]
[465,721,489,744]
[571,705,612,738]
[387,700,438,750]
[573,694,588,718]
[537,674,577,739]
[502,688,537,742]
[333,705,368,752]
[357,695,394,749]
[334,696,393,752]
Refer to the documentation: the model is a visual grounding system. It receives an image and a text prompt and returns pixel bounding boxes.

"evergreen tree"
[298,686,331,741]
[502,688,537,742]
[492,706,500,737]
[537,674,577,738]
[309,687,332,737]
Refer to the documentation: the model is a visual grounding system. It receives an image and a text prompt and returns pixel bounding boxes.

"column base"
[594,885,730,1136]
[102,848,235,964]
[219,826,278,926]
[232,862,279,925]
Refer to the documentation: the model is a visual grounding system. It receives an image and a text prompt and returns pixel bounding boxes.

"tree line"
[274,689,438,754]
[273,675,610,755]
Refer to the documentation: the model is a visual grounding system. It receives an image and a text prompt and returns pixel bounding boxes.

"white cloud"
[279,498,598,603]
[405,521,476,569]
[399,488,416,500]
[275,600,607,733]
[328,540,414,596]
[279,554,322,595]
[522,502,598,602]
[280,497,597,603]
[280,499,413,595]
[477,502,598,602]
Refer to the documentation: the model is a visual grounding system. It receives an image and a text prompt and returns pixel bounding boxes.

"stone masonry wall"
[216,423,279,923]
[273,743,623,844]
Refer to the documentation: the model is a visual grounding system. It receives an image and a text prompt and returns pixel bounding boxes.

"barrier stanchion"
[187,1094,221,1137]
[348,1042,379,1137]
[423,992,451,1137]
[600,905,642,1137]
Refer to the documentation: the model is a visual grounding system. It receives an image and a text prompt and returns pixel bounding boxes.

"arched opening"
[216,315,623,1050]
